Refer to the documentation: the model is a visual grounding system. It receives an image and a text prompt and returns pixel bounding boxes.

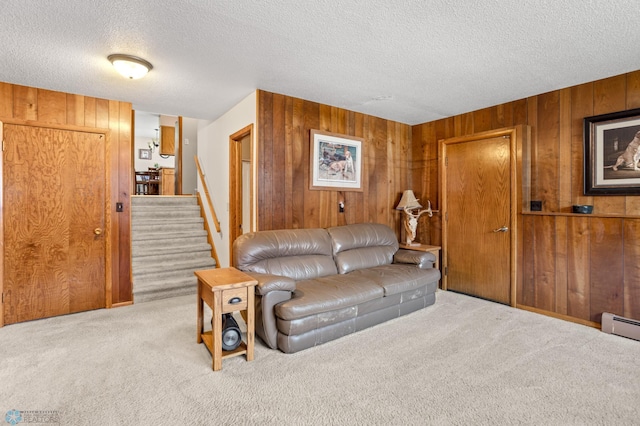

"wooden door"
[3,122,108,324]
[229,125,253,267]
[441,127,524,306]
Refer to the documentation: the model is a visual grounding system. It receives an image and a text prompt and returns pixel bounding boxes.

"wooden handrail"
[194,155,221,233]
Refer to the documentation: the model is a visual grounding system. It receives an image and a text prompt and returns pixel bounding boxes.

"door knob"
[493,226,508,233]
[94,228,103,235]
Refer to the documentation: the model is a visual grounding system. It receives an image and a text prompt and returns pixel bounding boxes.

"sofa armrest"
[244,272,296,296]
[241,272,296,349]
[393,249,436,269]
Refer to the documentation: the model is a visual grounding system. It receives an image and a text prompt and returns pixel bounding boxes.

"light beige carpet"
[0,290,638,425]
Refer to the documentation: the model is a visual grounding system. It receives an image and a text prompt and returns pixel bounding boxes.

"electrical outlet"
[530,200,542,211]
[116,202,123,212]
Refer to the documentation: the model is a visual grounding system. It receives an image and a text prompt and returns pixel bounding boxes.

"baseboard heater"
[601,313,640,341]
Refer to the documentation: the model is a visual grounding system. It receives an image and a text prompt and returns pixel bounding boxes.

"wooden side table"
[195,267,258,371]
[399,243,441,271]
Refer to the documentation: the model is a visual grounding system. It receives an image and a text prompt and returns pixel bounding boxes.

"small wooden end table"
[195,267,258,371]
[399,243,441,271]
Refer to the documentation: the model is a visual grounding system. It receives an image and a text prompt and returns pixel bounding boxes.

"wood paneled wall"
[0,82,132,305]
[412,70,640,323]
[257,90,411,234]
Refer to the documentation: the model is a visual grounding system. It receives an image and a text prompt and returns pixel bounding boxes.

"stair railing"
[195,155,221,267]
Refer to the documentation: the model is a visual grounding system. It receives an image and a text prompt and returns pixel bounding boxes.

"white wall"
[181,117,199,195]
[134,112,176,171]
[134,136,175,170]
[197,91,257,268]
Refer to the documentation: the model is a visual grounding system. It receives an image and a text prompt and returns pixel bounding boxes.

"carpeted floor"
[1,290,638,425]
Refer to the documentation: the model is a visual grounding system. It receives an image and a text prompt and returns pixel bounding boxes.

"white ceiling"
[2,1,640,125]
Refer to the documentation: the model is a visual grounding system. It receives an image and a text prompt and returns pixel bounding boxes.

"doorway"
[2,121,109,324]
[229,124,254,266]
[440,126,528,306]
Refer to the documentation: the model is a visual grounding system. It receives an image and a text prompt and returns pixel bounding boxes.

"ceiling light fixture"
[108,54,153,79]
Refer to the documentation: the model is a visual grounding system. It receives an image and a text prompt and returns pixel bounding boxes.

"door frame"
[1,119,113,326]
[228,124,254,266]
[439,125,530,307]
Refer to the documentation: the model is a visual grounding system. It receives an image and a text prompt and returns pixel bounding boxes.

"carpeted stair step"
[132,218,205,234]
[131,195,198,206]
[131,229,208,242]
[132,252,215,276]
[132,206,201,220]
[132,273,199,303]
[132,237,212,258]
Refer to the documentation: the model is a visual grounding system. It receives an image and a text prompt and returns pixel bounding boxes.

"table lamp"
[395,190,433,246]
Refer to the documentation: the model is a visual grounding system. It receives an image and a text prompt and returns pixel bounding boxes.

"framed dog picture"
[584,107,640,195]
[310,130,364,191]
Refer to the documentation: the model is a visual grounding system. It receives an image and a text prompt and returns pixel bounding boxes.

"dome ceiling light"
[108,54,153,79]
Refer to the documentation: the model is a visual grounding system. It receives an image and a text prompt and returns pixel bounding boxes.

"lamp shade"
[108,54,153,79]
[396,190,422,210]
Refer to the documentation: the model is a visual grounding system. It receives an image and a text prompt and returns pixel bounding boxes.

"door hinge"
[444,267,448,276]
[2,139,5,151]
[445,212,448,221]
[445,157,448,166]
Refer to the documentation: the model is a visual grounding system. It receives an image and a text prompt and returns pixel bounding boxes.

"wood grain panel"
[492,103,513,129]
[84,97,96,128]
[623,219,640,319]
[38,89,66,124]
[66,94,85,126]
[527,96,539,202]
[533,215,556,311]
[570,82,593,207]
[291,98,305,229]
[258,91,273,230]
[0,82,13,117]
[271,94,286,230]
[473,107,492,133]
[558,89,572,212]
[284,96,294,228]
[13,85,37,121]
[589,218,624,321]
[626,70,640,109]
[567,216,591,321]
[536,91,560,212]
[593,76,626,215]
[555,216,568,314]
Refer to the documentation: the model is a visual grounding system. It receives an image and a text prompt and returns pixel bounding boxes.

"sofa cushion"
[275,274,384,320]
[347,264,441,296]
[233,228,337,280]
[328,223,399,274]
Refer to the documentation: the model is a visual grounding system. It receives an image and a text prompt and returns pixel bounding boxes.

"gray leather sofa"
[233,223,440,353]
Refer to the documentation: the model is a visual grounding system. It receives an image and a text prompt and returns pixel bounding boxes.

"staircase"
[132,196,217,303]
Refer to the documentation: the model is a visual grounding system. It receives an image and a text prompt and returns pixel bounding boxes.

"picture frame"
[584,107,640,195]
[310,130,364,191]
[139,148,152,160]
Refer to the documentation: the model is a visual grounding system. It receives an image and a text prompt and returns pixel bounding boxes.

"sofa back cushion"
[328,223,399,274]
[233,228,337,280]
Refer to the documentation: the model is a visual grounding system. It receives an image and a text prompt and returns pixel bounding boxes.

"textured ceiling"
[2,1,640,125]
